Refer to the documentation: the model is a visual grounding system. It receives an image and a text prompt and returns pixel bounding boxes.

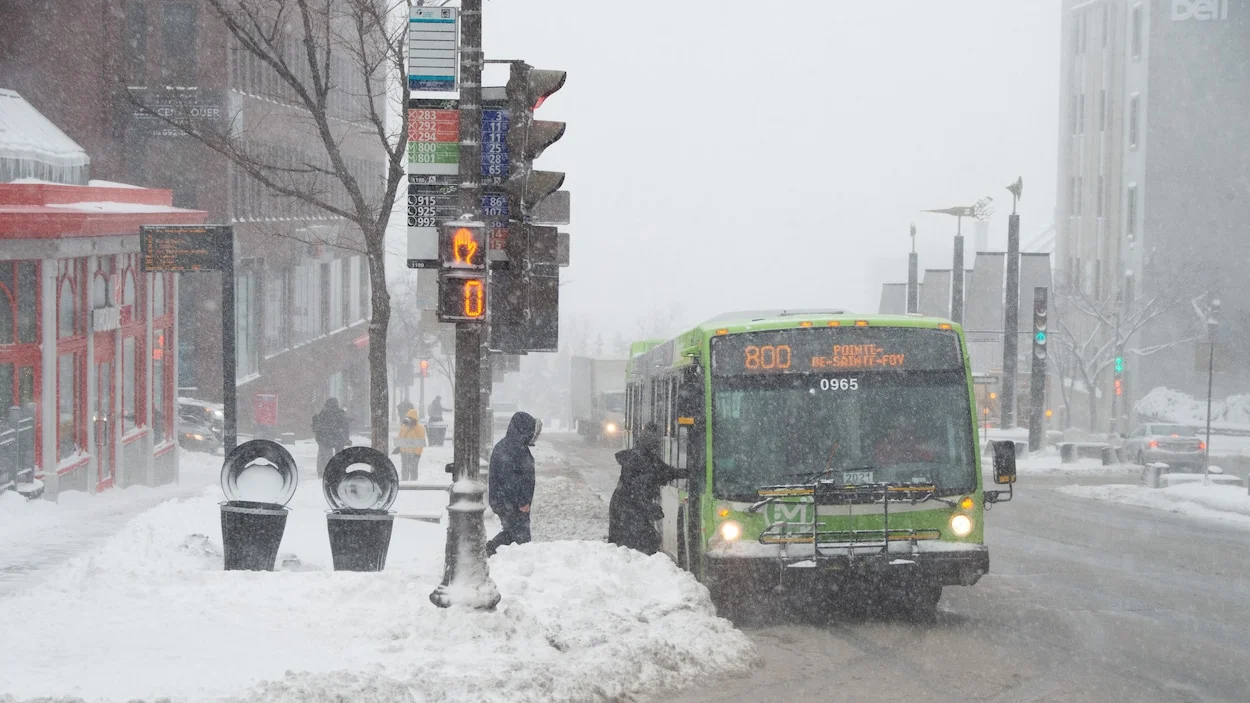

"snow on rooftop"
[0,89,90,185]
[46,201,191,214]
[88,179,143,189]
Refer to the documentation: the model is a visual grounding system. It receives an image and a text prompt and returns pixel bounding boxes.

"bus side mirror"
[990,440,1017,485]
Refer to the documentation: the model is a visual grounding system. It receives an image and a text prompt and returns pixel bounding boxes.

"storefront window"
[58,353,79,459]
[16,262,36,343]
[123,337,137,433]
[152,355,165,443]
[153,272,166,317]
[263,268,289,353]
[58,278,75,338]
[235,268,259,379]
[0,291,12,345]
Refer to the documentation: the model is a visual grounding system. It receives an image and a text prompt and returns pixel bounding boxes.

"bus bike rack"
[748,481,944,572]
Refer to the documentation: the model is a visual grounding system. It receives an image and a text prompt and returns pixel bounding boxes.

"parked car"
[178,411,222,453]
[178,398,224,441]
[1122,423,1206,472]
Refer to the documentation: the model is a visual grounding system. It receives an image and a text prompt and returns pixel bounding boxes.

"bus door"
[660,365,705,570]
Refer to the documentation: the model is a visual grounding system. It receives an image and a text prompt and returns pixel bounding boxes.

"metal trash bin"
[427,423,447,447]
[326,510,395,571]
[220,501,289,571]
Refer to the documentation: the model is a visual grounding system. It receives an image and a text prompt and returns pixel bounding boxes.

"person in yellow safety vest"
[393,408,427,480]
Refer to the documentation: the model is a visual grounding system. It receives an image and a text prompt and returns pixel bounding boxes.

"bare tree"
[1053,278,1201,431]
[126,0,411,450]
[633,304,684,341]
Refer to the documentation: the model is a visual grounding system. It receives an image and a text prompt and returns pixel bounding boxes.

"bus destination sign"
[140,225,233,272]
[711,327,961,375]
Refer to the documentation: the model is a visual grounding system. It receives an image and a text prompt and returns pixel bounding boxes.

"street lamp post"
[1204,297,1220,482]
[1001,177,1023,429]
[907,223,919,314]
[923,197,994,325]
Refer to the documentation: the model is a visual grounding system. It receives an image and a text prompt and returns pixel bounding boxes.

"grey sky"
[396,1,1060,340]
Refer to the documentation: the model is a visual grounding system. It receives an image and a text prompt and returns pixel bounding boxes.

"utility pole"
[1001,178,1023,429]
[1028,287,1049,451]
[907,223,919,314]
[1204,296,1220,481]
[431,0,500,610]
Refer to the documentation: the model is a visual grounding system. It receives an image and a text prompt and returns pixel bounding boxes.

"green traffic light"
[1114,356,1124,373]
[1035,331,1047,344]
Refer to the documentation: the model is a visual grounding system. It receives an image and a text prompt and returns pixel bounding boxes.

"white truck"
[570,356,627,445]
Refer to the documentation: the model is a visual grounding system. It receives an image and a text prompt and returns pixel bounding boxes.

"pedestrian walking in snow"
[312,397,350,478]
[428,396,446,424]
[608,423,685,555]
[392,408,427,480]
[486,411,542,557]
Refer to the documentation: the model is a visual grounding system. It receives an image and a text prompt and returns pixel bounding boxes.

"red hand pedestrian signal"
[452,227,479,266]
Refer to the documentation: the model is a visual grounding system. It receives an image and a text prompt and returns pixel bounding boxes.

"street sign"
[408,7,458,92]
[407,108,460,174]
[139,225,232,272]
[407,176,459,268]
[482,108,510,183]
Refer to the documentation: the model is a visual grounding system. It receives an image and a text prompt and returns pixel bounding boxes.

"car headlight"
[604,422,618,434]
[718,520,742,542]
[950,513,974,537]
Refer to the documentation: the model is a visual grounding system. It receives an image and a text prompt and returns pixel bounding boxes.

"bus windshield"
[711,370,976,502]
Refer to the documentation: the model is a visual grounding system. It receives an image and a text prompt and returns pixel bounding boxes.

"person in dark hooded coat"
[312,397,350,478]
[486,411,542,557]
[608,423,685,555]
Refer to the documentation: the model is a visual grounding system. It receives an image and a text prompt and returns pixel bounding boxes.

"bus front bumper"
[705,541,989,591]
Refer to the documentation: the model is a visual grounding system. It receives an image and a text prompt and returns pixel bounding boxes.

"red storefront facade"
[0,181,205,496]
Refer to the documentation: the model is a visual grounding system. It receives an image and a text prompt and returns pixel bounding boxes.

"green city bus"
[624,310,1017,617]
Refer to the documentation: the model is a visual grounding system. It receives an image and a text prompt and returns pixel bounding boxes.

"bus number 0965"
[744,345,792,370]
[819,377,859,391]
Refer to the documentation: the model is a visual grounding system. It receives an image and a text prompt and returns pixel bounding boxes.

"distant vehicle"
[1122,423,1206,472]
[178,411,222,453]
[570,356,628,444]
[178,398,224,441]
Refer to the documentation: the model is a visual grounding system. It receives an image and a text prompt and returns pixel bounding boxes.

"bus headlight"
[950,513,974,537]
[719,520,742,542]
[604,422,618,435]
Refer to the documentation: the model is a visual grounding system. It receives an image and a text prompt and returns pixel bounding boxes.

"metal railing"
[0,403,37,493]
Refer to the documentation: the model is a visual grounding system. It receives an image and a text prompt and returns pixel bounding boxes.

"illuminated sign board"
[139,225,232,272]
[711,327,962,375]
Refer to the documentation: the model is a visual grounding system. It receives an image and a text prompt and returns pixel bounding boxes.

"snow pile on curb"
[1136,387,1250,430]
[1013,449,1138,476]
[1058,481,1250,527]
[0,478,753,702]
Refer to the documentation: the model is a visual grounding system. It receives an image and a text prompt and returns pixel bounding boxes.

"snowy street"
[0,436,755,702]
[543,435,1250,703]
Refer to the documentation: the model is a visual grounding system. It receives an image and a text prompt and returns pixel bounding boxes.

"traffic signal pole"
[1028,287,1049,451]
[431,0,500,610]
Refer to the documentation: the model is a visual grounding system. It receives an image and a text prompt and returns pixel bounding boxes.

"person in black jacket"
[312,398,350,478]
[486,411,542,557]
[609,423,685,555]
[428,396,446,424]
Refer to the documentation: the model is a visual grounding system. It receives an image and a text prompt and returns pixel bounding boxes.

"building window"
[1097,176,1104,217]
[1129,94,1140,149]
[123,337,137,433]
[340,259,351,328]
[1070,94,1079,136]
[320,262,332,336]
[1126,185,1138,238]
[0,261,37,345]
[152,272,166,317]
[1131,5,1143,60]
[152,349,165,443]
[125,1,147,84]
[263,268,290,354]
[162,2,197,85]
[1078,93,1086,135]
[1099,90,1106,132]
[358,258,370,321]
[58,353,80,459]
[235,266,260,379]
[58,277,77,339]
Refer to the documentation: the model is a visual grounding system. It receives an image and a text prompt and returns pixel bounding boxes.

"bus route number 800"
[744,344,792,371]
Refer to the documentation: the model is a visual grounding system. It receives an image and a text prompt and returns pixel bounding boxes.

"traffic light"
[493,61,567,350]
[1114,351,1124,396]
[437,219,488,323]
[419,359,429,377]
[1032,290,1048,358]
[1114,355,1124,374]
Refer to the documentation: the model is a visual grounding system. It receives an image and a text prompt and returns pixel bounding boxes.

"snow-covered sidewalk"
[0,439,755,702]
[1058,481,1250,528]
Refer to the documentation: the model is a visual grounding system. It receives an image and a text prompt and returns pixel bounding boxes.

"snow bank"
[1058,481,1250,527]
[1136,387,1250,430]
[1011,448,1139,476]
[0,443,753,703]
